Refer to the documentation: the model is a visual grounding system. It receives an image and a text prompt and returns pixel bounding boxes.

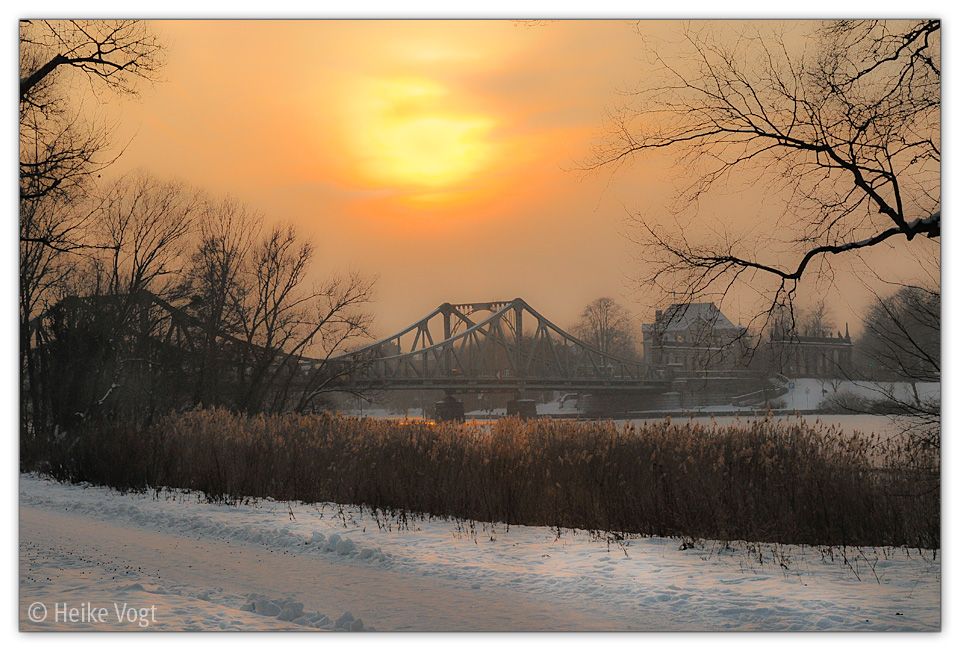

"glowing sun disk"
[345,77,497,189]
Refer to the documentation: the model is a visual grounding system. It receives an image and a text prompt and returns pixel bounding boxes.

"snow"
[618,379,940,415]
[340,407,423,420]
[777,379,940,411]
[19,473,939,631]
[536,398,585,417]
[465,407,507,418]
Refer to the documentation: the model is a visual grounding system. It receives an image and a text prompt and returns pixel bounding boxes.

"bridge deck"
[333,377,672,393]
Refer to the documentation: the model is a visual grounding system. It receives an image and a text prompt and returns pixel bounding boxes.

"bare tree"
[185,197,262,406]
[97,173,198,300]
[30,174,199,431]
[86,174,196,409]
[230,225,313,412]
[20,18,165,353]
[20,20,163,102]
[572,297,639,360]
[180,204,376,413]
[290,272,378,413]
[20,20,164,439]
[856,284,939,448]
[20,20,164,237]
[587,20,940,319]
[220,225,376,414]
[19,105,110,432]
[799,300,836,338]
[860,285,939,384]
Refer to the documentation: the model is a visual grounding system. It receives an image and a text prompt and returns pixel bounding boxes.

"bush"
[818,391,876,414]
[26,409,939,548]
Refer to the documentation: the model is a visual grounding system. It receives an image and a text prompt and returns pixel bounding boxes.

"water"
[359,410,913,441]
[620,414,909,441]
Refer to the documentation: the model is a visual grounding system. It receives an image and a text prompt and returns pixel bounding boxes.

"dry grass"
[29,409,939,548]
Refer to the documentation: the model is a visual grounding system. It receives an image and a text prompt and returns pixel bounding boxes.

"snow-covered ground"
[536,397,586,417]
[777,379,940,412]
[618,379,940,415]
[340,407,425,420]
[19,474,939,631]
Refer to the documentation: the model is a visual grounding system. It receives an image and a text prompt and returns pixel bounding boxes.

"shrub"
[819,391,875,414]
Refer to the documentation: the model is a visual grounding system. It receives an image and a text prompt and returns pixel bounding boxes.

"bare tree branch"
[20,20,163,100]
[587,20,940,315]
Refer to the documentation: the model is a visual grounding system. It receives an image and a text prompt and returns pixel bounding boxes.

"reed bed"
[30,409,939,548]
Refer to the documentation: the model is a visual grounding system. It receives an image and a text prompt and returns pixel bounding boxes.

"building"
[641,302,750,373]
[765,325,853,378]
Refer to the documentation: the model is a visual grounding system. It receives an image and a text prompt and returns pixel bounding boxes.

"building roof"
[642,302,743,334]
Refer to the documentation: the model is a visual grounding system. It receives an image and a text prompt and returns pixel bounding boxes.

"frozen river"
[352,379,939,441]
[348,409,918,441]
[621,413,912,441]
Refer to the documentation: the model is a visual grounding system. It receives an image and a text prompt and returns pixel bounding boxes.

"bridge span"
[321,297,669,395]
[30,292,769,420]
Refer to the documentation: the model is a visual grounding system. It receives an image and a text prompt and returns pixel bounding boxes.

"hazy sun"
[342,77,497,191]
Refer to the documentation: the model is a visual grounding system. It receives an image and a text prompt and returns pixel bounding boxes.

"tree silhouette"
[587,20,939,316]
[20,20,162,102]
[572,297,638,360]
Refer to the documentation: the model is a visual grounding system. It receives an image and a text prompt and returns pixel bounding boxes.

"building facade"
[641,303,750,373]
[765,327,854,378]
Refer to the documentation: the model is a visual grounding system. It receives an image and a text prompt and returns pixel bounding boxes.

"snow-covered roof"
[642,302,743,334]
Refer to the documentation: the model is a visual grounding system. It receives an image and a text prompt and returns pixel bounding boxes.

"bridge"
[322,298,670,395]
[31,293,769,419]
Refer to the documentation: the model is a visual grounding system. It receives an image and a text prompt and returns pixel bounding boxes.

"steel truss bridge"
[30,293,774,417]
[322,298,670,394]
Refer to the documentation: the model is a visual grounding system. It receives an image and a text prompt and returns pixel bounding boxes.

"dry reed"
[29,409,939,548]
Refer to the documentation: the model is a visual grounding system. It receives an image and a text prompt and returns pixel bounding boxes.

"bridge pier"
[506,398,537,419]
[433,395,465,423]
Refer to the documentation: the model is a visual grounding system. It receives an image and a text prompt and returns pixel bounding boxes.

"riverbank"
[20,474,941,631]
[23,408,939,548]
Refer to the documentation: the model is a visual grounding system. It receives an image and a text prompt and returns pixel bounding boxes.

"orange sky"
[95,20,938,339]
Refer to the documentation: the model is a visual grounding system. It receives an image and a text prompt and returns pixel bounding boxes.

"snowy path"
[19,475,940,631]
[20,507,622,631]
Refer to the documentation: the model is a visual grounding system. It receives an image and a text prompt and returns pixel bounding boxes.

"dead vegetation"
[30,409,939,549]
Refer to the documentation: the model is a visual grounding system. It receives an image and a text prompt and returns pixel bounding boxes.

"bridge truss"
[324,298,668,393]
[29,294,671,404]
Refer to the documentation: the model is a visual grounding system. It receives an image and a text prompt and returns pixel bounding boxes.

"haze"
[96,19,936,338]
